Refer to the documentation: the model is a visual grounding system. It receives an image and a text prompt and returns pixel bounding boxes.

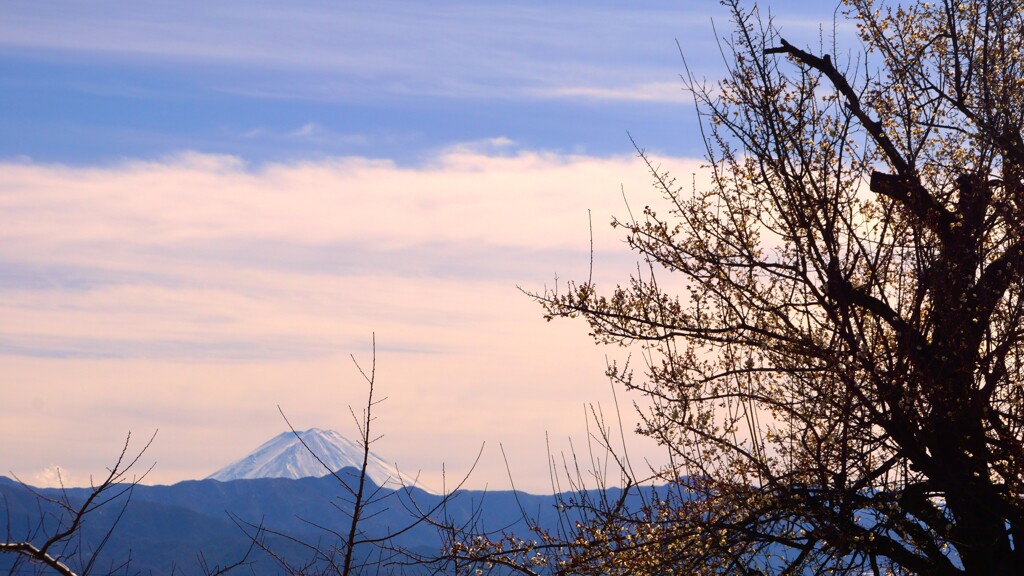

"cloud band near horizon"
[1,145,704,492]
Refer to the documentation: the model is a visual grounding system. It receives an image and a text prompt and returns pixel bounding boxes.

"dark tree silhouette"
[441,0,1024,574]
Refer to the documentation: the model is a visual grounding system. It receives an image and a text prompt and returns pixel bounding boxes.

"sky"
[1,0,846,493]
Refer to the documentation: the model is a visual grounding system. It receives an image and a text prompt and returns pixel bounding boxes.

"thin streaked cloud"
[1,1,712,103]
[535,81,691,104]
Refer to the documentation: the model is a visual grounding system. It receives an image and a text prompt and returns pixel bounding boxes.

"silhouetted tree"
[0,434,161,576]
[442,0,1024,574]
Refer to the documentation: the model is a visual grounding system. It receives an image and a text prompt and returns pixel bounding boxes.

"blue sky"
[1,1,846,491]
[3,1,707,164]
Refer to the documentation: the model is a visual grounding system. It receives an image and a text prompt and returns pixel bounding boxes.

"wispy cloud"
[534,81,691,104]
[2,147,684,258]
[0,1,720,104]
[0,145,706,363]
[0,145,706,490]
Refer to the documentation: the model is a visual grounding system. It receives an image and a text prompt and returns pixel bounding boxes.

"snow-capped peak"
[207,428,431,493]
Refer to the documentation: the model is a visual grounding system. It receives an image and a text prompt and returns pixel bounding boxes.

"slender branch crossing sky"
[2,0,844,492]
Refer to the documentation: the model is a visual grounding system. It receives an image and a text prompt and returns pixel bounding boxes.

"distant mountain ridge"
[207,428,430,492]
[0,471,664,575]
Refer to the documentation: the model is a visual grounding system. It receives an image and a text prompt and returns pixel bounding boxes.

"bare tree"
[1,433,156,576]
[437,0,1024,574]
[234,335,478,576]
[429,400,663,576]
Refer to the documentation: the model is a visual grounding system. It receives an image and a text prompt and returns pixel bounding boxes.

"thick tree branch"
[0,542,78,576]
[765,39,955,242]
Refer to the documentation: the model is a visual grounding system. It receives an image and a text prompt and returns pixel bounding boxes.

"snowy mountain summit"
[208,428,429,492]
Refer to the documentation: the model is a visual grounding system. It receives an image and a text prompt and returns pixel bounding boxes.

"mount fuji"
[207,428,430,492]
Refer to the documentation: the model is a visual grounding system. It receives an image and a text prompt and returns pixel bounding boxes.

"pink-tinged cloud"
[0,147,706,492]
